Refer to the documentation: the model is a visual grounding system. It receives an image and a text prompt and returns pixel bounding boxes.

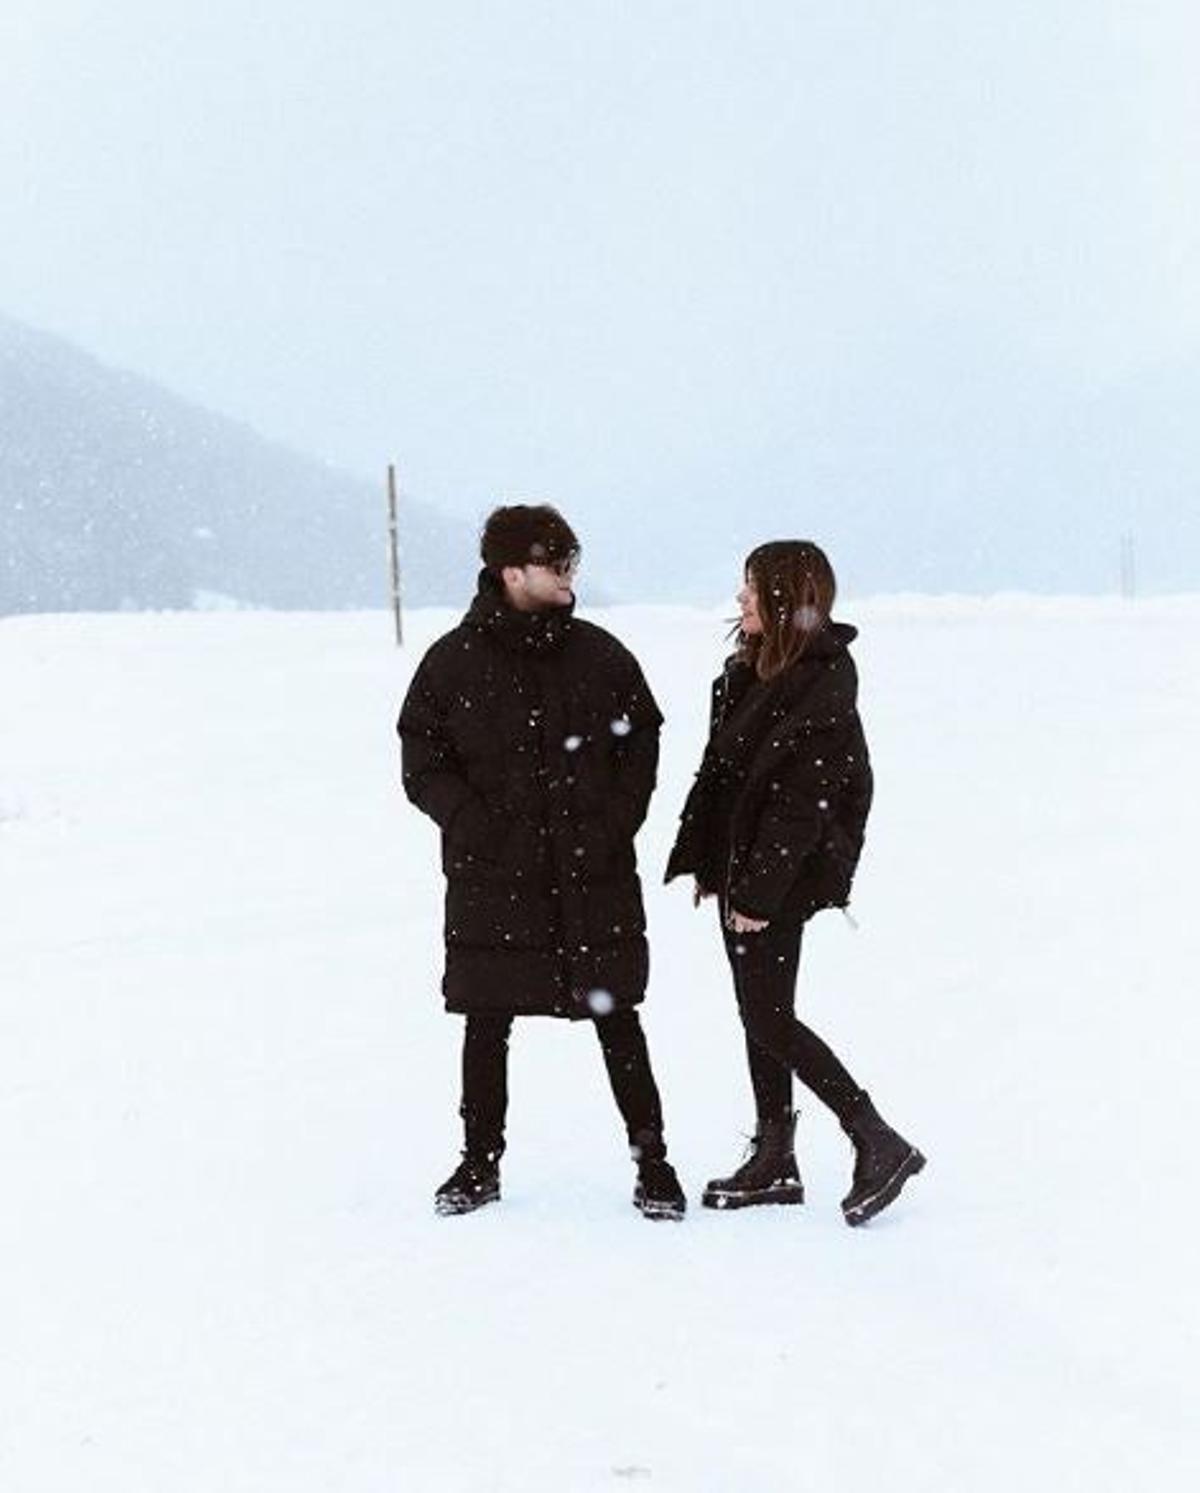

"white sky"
[4,1,1198,594]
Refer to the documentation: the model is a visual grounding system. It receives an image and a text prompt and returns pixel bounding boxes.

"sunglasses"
[529,555,579,579]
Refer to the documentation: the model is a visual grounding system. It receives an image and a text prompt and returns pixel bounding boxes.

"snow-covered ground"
[3,598,1198,1491]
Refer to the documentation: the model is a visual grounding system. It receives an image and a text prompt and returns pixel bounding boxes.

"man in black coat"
[397,504,685,1220]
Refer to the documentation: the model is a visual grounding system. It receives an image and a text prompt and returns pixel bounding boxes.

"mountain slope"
[0,314,473,612]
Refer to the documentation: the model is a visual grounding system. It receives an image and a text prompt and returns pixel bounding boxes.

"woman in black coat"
[666,540,925,1226]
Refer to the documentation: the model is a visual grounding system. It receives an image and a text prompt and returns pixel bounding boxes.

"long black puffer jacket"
[398,571,662,1018]
[665,622,873,923]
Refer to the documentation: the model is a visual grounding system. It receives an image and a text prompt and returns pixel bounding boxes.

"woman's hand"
[692,879,716,908]
[726,908,770,933]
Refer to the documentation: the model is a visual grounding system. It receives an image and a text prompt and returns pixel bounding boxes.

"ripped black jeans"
[720,904,862,1125]
[460,1008,666,1163]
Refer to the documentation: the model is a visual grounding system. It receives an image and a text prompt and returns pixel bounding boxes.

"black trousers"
[720,905,862,1126]
[460,1008,666,1163]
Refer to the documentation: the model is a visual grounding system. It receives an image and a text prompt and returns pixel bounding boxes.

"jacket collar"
[718,619,857,698]
[709,618,858,753]
[463,568,576,656]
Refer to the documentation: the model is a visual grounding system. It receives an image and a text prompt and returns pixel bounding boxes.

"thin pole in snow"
[387,463,404,645]
[1119,532,1136,601]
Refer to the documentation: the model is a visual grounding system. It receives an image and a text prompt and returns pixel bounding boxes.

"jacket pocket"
[443,802,538,880]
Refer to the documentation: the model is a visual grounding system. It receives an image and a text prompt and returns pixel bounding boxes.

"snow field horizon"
[2,599,1197,1490]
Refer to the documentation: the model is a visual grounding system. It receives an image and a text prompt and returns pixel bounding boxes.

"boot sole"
[634,1196,687,1221]
[702,1181,805,1210]
[435,1186,500,1216]
[842,1148,925,1227]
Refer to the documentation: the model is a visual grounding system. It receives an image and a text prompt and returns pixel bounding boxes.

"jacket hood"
[798,619,857,658]
[718,617,857,690]
[708,617,858,738]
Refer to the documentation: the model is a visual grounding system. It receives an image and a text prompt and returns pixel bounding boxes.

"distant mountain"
[0,314,475,613]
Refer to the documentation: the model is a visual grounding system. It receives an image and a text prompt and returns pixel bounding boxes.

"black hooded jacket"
[398,571,662,1017]
[665,622,873,923]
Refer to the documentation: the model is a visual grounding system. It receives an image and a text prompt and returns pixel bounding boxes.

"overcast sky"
[4,1,1198,597]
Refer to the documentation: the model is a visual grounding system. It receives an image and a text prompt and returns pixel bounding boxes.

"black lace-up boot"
[840,1093,925,1226]
[702,1115,805,1210]
[434,1150,502,1216]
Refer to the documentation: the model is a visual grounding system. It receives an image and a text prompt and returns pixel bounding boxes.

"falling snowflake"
[587,988,615,1015]
[610,716,632,737]
[564,734,583,752]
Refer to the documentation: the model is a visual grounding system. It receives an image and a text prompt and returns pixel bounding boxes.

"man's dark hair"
[480,504,581,574]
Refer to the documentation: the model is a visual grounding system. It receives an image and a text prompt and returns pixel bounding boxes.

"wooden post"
[386,463,403,645]
[1119,532,1136,601]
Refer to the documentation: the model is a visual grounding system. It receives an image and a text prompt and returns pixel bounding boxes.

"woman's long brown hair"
[739,540,837,680]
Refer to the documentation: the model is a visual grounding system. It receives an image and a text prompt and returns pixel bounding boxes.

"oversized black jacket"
[398,571,662,1018]
[665,622,873,923]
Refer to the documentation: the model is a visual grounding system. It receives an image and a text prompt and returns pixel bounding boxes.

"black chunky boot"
[702,1115,805,1210]
[434,1151,501,1216]
[633,1157,687,1221]
[840,1093,925,1226]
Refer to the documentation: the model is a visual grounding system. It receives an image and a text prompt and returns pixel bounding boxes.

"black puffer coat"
[398,571,662,1018]
[665,622,873,923]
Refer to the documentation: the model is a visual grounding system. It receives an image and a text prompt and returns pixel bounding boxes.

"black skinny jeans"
[460,1008,666,1163]
[720,904,862,1126]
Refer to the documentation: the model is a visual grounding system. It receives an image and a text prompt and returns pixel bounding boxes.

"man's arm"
[397,656,492,848]
[603,655,663,844]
